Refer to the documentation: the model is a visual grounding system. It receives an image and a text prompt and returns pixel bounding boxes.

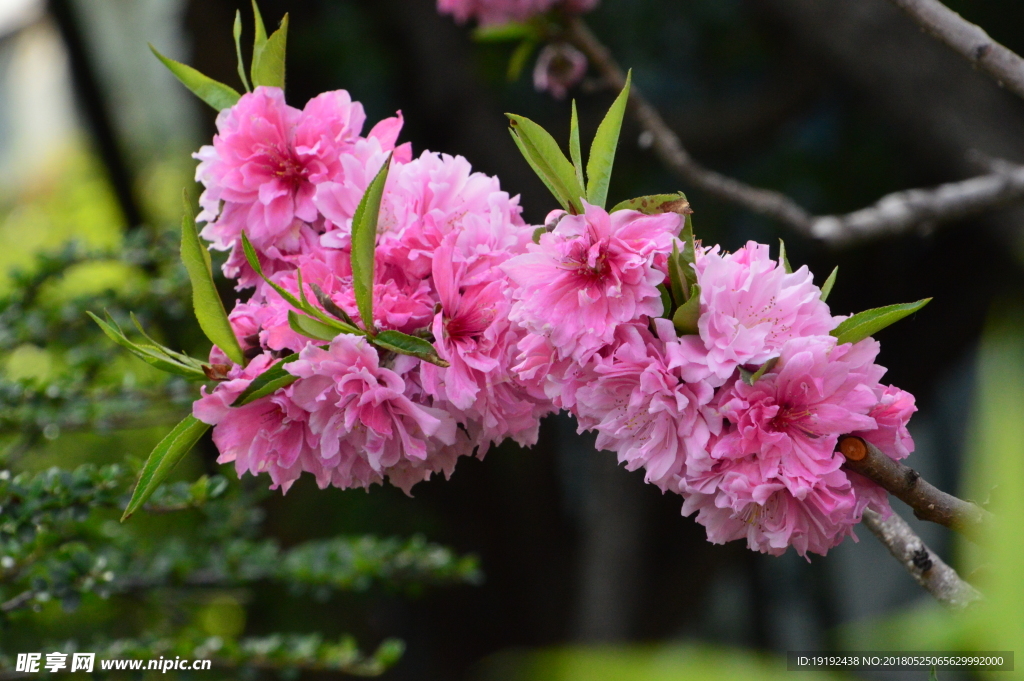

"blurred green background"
[1,0,1023,678]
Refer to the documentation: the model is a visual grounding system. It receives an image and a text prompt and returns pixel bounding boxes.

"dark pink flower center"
[770,404,818,438]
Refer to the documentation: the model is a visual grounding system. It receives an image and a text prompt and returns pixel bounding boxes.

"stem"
[886,0,1024,102]
[564,17,1024,244]
[839,436,990,534]
[564,17,814,232]
[860,508,981,610]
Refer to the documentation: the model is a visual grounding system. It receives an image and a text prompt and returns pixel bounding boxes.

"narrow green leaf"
[350,153,392,334]
[251,13,288,89]
[373,330,449,367]
[667,243,686,308]
[532,226,546,244]
[129,312,206,368]
[231,355,301,407]
[820,265,838,302]
[233,11,251,92]
[741,356,779,385]
[610,192,691,216]
[472,22,539,43]
[831,298,932,346]
[288,310,340,342]
[679,214,698,292]
[181,195,245,366]
[585,70,631,209]
[88,312,207,379]
[778,238,793,274]
[150,45,240,111]
[309,283,358,327]
[122,415,210,521]
[507,39,537,82]
[251,0,268,60]
[241,233,360,335]
[507,114,584,213]
[569,100,585,191]
[658,284,672,318]
[672,284,701,335]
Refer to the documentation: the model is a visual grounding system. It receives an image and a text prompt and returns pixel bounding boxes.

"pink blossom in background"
[503,203,680,363]
[438,0,598,25]
[533,43,588,99]
[693,241,836,381]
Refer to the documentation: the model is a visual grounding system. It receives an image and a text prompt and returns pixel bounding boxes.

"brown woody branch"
[886,0,1024,102]
[860,507,982,610]
[564,17,1024,244]
[839,436,990,534]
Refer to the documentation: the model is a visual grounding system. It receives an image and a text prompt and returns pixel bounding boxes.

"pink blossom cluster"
[191,86,547,494]
[437,0,598,26]
[503,216,917,557]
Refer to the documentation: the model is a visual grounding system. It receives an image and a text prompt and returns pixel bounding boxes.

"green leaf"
[778,238,793,274]
[667,243,687,308]
[129,312,208,368]
[830,298,932,345]
[507,39,537,82]
[507,114,585,213]
[610,192,691,216]
[585,70,631,209]
[672,284,701,335]
[739,356,780,386]
[288,310,340,342]
[350,153,392,334]
[658,284,672,318]
[241,232,361,335]
[570,100,585,191]
[150,45,240,111]
[231,355,301,407]
[251,13,288,89]
[251,0,268,65]
[180,194,245,366]
[373,330,449,367]
[310,283,358,327]
[88,312,207,380]
[820,265,838,302]
[679,214,698,292]
[122,415,210,521]
[233,11,251,92]
[472,21,540,43]
[532,226,546,244]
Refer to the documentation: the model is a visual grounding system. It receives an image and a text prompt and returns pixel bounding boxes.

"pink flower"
[692,241,836,382]
[533,43,588,99]
[421,236,546,451]
[708,336,882,494]
[575,321,716,491]
[193,355,317,493]
[438,0,598,25]
[675,335,903,556]
[681,460,865,557]
[286,334,458,493]
[855,385,916,460]
[504,203,680,362]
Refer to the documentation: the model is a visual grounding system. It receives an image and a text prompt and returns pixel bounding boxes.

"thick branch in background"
[565,17,1024,245]
[839,436,990,533]
[860,508,981,610]
[886,0,1024,102]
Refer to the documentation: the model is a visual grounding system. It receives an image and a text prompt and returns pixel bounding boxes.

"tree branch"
[886,0,1024,102]
[564,17,1024,244]
[839,436,990,534]
[860,507,981,610]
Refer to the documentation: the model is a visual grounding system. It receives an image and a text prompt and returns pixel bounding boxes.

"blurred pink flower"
[533,43,587,99]
[438,0,598,25]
